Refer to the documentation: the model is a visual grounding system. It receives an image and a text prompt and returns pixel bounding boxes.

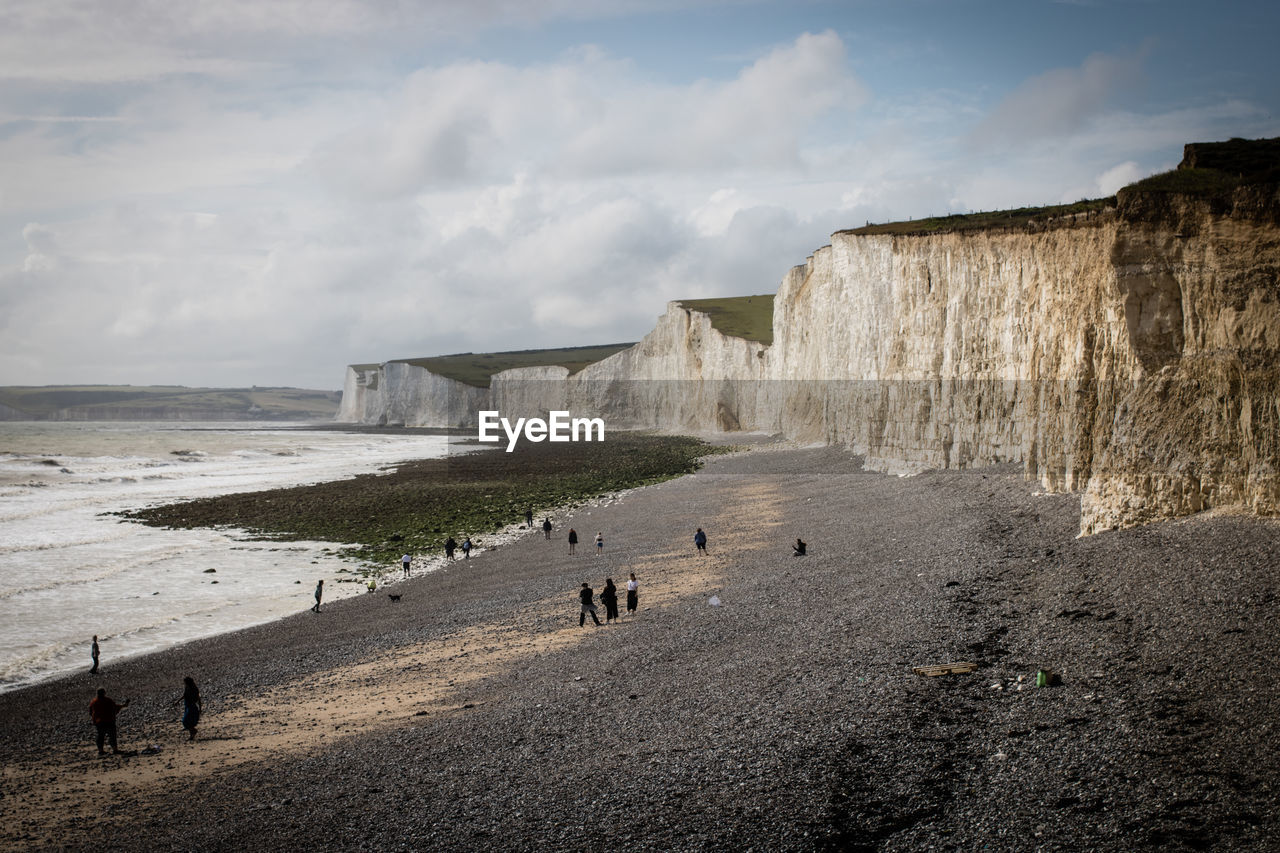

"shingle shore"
[3,446,1279,851]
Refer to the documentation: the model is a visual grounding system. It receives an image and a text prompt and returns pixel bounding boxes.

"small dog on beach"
[387,594,402,602]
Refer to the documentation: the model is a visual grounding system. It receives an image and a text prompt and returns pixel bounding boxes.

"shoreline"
[4,446,1280,850]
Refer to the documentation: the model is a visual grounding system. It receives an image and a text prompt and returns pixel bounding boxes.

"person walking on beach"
[694,527,707,554]
[568,528,578,555]
[595,532,604,555]
[542,517,552,540]
[578,582,601,626]
[444,537,457,560]
[177,676,201,741]
[90,635,100,674]
[461,537,472,559]
[401,553,412,577]
[600,578,619,623]
[626,572,639,616]
[312,579,324,613]
[89,688,129,755]
[525,508,534,528]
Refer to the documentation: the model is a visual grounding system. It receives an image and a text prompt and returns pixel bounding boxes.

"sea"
[0,421,456,694]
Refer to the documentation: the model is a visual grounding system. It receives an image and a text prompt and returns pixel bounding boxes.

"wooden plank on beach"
[913,662,978,677]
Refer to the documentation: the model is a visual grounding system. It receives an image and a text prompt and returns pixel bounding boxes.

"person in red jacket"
[89,688,130,755]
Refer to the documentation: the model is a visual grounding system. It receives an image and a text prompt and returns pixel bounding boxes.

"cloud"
[971,50,1146,150]
[1093,160,1144,196]
[311,30,867,199]
[0,0,746,83]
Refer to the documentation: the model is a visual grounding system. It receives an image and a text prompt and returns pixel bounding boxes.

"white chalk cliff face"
[336,362,487,428]
[337,189,1279,535]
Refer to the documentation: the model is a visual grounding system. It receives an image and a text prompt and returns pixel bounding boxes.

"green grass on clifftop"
[1123,168,1247,197]
[118,433,729,569]
[402,343,635,388]
[1115,138,1280,214]
[677,295,775,345]
[842,198,1116,238]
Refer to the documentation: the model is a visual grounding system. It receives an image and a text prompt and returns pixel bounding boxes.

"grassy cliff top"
[399,343,635,388]
[0,385,341,419]
[677,295,775,346]
[1121,137,1280,201]
[840,137,1279,238]
[840,198,1115,238]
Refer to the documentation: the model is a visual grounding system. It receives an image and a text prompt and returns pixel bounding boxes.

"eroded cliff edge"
[338,141,1280,535]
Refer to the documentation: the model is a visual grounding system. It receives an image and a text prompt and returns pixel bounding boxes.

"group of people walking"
[563,528,605,555]
[572,525,718,626]
[578,573,639,626]
[87,661,201,756]
[442,536,473,560]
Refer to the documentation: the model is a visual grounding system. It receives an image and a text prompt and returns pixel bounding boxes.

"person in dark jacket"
[178,676,202,741]
[89,688,130,755]
[542,517,552,539]
[600,578,620,623]
[578,582,601,626]
[444,537,457,560]
[694,527,707,554]
[568,528,578,555]
[793,538,807,556]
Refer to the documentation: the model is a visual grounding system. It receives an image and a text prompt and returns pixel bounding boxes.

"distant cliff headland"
[337,137,1280,534]
[0,385,341,421]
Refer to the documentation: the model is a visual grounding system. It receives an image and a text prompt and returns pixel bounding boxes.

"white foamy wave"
[0,638,81,687]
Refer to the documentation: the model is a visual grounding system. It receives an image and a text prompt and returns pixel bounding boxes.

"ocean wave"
[0,603,225,690]
[0,638,79,687]
[0,539,178,599]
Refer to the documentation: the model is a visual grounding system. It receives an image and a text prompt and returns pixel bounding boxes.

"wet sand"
[3,446,1279,851]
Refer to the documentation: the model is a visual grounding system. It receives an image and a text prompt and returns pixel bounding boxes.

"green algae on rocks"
[117,433,728,566]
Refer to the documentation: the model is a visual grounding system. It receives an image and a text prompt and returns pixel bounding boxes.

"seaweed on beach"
[116,433,726,566]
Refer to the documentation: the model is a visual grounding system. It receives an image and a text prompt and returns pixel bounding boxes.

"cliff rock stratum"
[338,139,1280,535]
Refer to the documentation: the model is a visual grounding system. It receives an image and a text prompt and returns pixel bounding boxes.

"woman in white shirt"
[626,572,638,616]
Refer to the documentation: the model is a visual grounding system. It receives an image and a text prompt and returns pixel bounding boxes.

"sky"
[1,0,1277,390]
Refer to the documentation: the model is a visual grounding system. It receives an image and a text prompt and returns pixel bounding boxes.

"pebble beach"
[3,445,1280,851]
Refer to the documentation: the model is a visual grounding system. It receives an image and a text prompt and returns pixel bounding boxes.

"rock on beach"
[2,446,1279,851]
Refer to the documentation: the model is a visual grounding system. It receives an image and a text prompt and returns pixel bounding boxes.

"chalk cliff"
[337,361,487,428]
[337,140,1280,534]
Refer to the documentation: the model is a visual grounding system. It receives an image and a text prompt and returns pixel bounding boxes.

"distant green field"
[677,295,775,345]
[401,343,636,388]
[0,385,341,420]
